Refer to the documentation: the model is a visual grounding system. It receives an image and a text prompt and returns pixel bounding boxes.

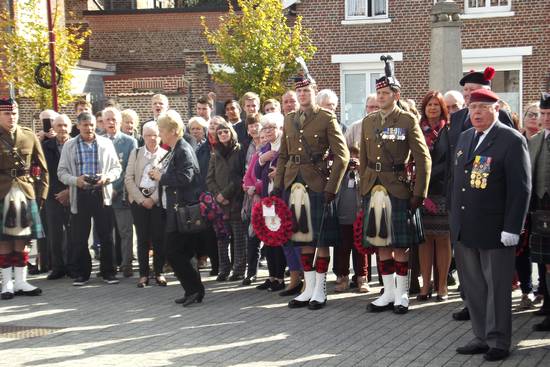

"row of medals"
[470,171,488,189]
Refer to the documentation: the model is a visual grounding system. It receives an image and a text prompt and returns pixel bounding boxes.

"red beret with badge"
[469,89,500,104]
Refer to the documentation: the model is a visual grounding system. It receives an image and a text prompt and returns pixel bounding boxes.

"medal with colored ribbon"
[470,155,492,189]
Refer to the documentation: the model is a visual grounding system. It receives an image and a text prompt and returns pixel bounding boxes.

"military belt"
[366,161,405,173]
[288,155,305,165]
[0,168,30,178]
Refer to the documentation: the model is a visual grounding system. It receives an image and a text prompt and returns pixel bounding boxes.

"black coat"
[427,125,450,196]
[42,138,68,198]
[450,121,531,249]
[195,140,212,192]
[159,138,201,233]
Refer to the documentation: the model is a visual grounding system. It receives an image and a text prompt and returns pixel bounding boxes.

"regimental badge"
[381,127,407,141]
[470,155,492,190]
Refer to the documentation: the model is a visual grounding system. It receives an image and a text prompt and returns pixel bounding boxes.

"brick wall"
[296,0,549,113]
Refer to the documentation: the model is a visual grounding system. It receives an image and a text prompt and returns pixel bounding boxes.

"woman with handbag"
[207,120,247,282]
[125,121,168,288]
[149,110,204,307]
[417,91,452,302]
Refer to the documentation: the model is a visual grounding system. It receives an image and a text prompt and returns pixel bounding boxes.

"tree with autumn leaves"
[201,0,316,100]
[0,0,90,109]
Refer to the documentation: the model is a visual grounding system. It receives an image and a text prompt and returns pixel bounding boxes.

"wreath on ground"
[251,196,293,247]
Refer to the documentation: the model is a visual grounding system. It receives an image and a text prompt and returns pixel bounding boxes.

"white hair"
[142,120,159,135]
[188,116,208,129]
[53,114,72,129]
[260,112,284,130]
[102,106,122,123]
[444,90,465,105]
[39,109,58,120]
[316,89,338,106]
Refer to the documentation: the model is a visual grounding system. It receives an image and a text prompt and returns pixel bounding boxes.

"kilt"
[362,192,424,249]
[0,199,44,241]
[283,181,339,248]
[530,234,550,264]
[420,195,449,236]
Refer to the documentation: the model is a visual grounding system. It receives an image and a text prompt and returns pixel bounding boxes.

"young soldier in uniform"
[360,56,431,314]
[0,98,49,299]
[273,65,349,310]
[528,92,550,332]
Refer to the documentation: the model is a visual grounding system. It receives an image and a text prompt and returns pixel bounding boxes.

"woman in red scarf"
[417,91,452,302]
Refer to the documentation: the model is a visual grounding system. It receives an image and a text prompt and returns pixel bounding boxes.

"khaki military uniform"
[274,105,349,194]
[0,125,49,201]
[359,106,431,200]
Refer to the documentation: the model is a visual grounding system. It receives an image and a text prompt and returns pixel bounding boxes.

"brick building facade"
[293,0,549,126]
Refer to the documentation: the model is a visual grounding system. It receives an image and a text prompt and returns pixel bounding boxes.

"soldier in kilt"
[528,92,550,332]
[0,98,49,300]
[359,56,431,314]
[273,64,349,310]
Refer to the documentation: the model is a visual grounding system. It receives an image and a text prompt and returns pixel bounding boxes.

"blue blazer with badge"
[450,121,531,249]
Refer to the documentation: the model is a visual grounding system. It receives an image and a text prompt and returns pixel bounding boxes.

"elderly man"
[528,92,550,332]
[444,90,465,116]
[36,109,59,142]
[103,107,138,278]
[345,93,378,148]
[0,98,48,300]
[42,114,72,280]
[58,112,122,286]
[451,89,530,361]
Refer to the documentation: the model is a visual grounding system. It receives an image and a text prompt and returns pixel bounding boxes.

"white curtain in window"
[373,0,386,16]
[347,0,366,17]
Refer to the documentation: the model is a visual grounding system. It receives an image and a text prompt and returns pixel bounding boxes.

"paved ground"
[1,263,549,367]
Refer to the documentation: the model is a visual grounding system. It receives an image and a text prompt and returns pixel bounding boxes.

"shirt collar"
[477,120,498,136]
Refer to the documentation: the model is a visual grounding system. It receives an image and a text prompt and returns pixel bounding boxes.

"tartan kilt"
[283,185,339,248]
[0,199,44,241]
[361,192,424,249]
[530,234,550,264]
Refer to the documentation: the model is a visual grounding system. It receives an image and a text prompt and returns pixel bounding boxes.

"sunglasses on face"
[217,129,230,136]
[526,112,540,119]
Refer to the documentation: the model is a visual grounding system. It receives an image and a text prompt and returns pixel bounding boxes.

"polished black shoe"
[228,274,244,282]
[279,282,303,297]
[366,302,393,313]
[533,316,550,331]
[175,296,188,304]
[308,299,327,310]
[483,348,509,361]
[268,280,285,292]
[182,292,204,307]
[534,307,550,316]
[456,344,489,355]
[15,288,42,296]
[216,273,228,282]
[256,279,272,290]
[1,292,14,300]
[242,275,256,286]
[393,305,409,314]
[452,307,470,321]
[288,298,310,308]
[103,275,120,284]
[73,277,89,286]
[47,270,66,280]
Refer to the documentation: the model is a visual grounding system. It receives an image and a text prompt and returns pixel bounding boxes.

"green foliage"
[0,0,91,109]
[201,0,316,100]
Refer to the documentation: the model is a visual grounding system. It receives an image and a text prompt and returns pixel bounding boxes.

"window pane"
[344,74,367,126]
[373,0,386,16]
[463,69,520,113]
[347,0,366,17]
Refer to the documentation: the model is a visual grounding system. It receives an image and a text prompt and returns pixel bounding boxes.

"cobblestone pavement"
[0,264,549,367]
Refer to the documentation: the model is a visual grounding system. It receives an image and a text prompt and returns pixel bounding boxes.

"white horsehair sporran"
[366,185,392,247]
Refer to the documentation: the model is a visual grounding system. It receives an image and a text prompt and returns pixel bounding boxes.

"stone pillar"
[429,0,463,93]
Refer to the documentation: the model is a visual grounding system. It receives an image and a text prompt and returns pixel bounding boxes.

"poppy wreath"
[251,196,293,247]
[353,209,376,256]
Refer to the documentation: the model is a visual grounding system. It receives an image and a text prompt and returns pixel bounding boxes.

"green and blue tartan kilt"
[361,193,424,249]
[530,234,550,264]
[0,199,45,241]
[283,183,340,248]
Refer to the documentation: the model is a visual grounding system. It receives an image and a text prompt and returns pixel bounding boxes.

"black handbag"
[531,210,550,236]
[176,202,208,234]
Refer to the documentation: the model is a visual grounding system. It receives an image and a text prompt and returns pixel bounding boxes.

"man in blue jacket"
[451,89,531,361]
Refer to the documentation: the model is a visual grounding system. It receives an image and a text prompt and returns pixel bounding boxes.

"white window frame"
[462,47,532,117]
[344,0,390,24]
[462,0,514,19]
[332,53,403,126]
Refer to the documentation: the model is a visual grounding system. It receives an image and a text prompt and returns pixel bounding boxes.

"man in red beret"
[450,89,531,361]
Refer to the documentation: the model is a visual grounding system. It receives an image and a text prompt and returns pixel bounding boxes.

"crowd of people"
[0,55,549,361]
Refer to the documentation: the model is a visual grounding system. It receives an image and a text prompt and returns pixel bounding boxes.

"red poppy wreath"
[251,196,293,247]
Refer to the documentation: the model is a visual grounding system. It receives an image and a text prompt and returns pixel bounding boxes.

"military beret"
[460,66,495,86]
[540,92,550,109]
[469,89,500,104]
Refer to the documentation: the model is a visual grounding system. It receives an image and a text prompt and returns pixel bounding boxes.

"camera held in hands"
[83,174,101,186]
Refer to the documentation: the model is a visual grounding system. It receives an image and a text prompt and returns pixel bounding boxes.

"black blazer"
[42,138,68,198]
[450,121,531,249]
[427,125,450,196]
[159,138,201,233]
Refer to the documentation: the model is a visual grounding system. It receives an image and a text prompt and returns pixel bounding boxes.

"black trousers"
[69,190,116,280]
[130,202,166,277]
[266,246,286,279]
[165,231,204,296]
[246,235,261,278]
[45,198,70,272]
[197,226,219,273]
